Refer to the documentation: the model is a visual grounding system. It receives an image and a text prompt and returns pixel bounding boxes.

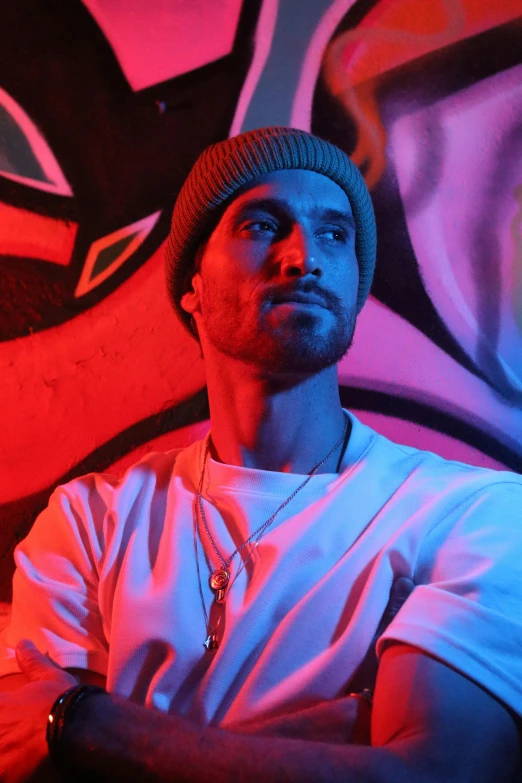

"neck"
[203,353,348,474]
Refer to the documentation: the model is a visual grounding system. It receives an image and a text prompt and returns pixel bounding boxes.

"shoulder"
[59,442,197,504]
[30,441,203,548]
[348,410,522,500]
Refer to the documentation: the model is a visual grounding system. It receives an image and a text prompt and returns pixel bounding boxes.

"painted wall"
[1,0,521,602]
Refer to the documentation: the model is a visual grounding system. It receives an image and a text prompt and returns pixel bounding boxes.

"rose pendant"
[210,568,229,603]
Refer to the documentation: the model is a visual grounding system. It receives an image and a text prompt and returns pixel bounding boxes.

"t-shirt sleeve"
[0,476,111,677]
[376,480,522,716]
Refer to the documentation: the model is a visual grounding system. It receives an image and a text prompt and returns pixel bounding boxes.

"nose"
[279,224,321,279]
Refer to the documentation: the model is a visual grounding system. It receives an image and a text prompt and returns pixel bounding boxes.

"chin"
[253,324,355,375]
[271,342,352,374]
[204,311,356,373]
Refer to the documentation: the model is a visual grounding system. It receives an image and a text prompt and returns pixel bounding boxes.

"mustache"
[262,281,342,310]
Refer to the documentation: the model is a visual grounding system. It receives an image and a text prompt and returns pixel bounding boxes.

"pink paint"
[339,297,522,455]
[82,0,243,91]
[0,203,78,266]
[75,211,161,296]
[0,87,73,196]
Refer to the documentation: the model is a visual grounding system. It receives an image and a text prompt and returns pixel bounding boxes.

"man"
[1,127,521,782]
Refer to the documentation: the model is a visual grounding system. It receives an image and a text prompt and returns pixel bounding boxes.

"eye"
[317,226,349,243]
[242,219,278,235]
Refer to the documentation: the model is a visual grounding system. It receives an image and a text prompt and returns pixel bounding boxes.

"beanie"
[165,127,376,334]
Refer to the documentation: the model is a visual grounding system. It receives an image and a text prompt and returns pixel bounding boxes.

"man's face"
[182,169,359,374]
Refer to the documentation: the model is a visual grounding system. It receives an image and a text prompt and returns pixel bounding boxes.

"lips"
[270,290,328,308]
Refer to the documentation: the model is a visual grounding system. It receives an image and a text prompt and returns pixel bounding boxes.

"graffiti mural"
[0,0,521,602]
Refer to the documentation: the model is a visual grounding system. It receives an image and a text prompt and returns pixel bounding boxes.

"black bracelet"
[47,683,107,781]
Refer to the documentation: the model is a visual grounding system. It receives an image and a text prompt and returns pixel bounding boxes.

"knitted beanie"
[165,127,376,333]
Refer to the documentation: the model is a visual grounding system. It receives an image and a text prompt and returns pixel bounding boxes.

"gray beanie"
[165,127,376,334]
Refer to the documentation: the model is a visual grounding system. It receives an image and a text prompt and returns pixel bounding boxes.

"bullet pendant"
[204,634,219,650]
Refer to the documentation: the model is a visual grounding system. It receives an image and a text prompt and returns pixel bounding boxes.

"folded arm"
[63,642,521,783]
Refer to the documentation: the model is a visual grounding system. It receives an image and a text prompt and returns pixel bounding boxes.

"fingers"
[15,639,40,659]
[15,640,60,681]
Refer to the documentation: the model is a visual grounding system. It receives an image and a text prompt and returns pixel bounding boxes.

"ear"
[180,268,202,316]
[180,241,207,316]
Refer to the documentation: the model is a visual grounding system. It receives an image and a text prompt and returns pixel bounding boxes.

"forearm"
[65,692,413,783]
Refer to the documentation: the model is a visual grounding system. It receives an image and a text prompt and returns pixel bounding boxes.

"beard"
[199,279,357,374]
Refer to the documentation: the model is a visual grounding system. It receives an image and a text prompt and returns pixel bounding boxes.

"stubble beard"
[202,292,357,375]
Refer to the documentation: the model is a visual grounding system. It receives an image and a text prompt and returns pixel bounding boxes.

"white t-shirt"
[1,411,522,728]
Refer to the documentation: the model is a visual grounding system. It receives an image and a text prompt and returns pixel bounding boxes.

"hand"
[0,640,79,783]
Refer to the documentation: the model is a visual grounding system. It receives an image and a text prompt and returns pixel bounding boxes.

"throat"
[208,411,350,475]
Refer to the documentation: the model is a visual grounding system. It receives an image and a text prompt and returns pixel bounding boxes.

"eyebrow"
[229,198,356,231]
[316,207,356,231]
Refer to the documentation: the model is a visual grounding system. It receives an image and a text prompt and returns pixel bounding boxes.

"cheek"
[207,233,269,275]
[201,246,264,305]
[200,268,249,316]
[347,250,360,287]
[331,252,359,299]
[351,258,360,294]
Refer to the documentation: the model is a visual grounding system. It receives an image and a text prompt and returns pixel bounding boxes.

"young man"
[1,127,521,782]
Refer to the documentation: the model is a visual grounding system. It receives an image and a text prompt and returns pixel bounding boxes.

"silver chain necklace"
[193,413,349,650]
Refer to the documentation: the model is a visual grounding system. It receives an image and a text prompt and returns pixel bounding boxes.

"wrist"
[47,684,107,781]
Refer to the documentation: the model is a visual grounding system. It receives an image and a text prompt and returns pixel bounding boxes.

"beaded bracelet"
[47,683,107,781]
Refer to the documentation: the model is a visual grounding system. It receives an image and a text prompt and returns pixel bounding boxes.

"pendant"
[204,634,219,650]
[209,569,229,604]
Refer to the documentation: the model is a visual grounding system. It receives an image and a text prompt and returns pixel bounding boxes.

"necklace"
[193,412,350,650]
